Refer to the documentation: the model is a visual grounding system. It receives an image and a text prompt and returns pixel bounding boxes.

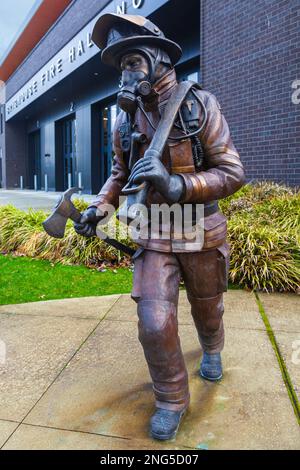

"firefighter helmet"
[92,13,182,69]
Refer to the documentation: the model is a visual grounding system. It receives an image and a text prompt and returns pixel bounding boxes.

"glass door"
[100,103,118,187]
[63,117,76,189]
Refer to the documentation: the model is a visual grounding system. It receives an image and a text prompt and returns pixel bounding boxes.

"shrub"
[0,182,299,292]
[0,201,136,267]
[228,213,299,292]
[219,181,295,218]
[223,183,299,292]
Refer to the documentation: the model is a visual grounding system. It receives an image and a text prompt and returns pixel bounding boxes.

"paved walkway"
[0,291,299,450]
[0,189,96,211]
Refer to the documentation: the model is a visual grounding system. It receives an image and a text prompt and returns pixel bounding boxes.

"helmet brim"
[100,36,182,69]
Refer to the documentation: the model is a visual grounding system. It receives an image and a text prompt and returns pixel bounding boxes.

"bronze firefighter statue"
[74,13,245,441]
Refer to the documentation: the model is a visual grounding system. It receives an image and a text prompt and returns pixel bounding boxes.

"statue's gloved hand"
[74,207,106,238]
[128,151,184,203]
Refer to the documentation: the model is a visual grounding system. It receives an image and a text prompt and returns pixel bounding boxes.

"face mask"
[117,70,147,115]
[118,46,171,115]
[117,53,161,115]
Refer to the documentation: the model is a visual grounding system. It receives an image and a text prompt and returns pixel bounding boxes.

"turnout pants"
[131,243,229,412]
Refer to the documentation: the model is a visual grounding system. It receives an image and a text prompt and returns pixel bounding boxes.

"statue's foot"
[150,407,187,441]
[200,352,223,382]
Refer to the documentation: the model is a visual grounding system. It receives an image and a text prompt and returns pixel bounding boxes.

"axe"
[42,187,135,257]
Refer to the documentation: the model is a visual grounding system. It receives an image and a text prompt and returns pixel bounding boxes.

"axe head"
[43,187,82,239]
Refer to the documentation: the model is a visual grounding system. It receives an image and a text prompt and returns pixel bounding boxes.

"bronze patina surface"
[74,12,245,438]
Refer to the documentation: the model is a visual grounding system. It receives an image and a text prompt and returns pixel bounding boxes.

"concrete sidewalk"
[0,189,96,211]
[0,290,299,450]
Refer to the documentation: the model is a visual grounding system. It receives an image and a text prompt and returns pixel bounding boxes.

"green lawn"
[0,254,240,306]
[0,255,133,305]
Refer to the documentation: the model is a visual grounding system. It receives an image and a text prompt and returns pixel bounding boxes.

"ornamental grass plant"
[0,183,299,292]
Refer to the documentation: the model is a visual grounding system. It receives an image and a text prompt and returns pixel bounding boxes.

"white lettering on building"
[6,30,96,116]
[5,0,147,118]
[117,1,126,15]
[133,0,144,8]
[116,0,144,15]
[87,32,93,48]
[78,40,85,56]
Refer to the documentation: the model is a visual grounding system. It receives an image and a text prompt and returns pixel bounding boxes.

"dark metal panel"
[28,130,41,190]
[150,0,200,65]
[91,102,101,195]
[55,120,64,192]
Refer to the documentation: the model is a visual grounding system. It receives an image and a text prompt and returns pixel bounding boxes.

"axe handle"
[69,205,82,224]
[70,206,136,257]
[96,229,136,257]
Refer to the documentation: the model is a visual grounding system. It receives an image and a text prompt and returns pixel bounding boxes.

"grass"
[0,254,133,305]
[0,253,240,306]
[0,182,298,297]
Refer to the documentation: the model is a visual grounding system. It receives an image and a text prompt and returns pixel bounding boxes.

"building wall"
[202,0,300,186]
[0,105,6,187]
[6,0,111,100]
[2,0,200,192]
[3,0,298,190]
[3,121,28,188]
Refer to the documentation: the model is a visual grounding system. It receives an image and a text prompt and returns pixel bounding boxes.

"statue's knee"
[189,294,224,336]
[137,299,176,344]
[202,317,222,335]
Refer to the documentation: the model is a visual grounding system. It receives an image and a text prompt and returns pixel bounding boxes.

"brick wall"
[202,0,300,186]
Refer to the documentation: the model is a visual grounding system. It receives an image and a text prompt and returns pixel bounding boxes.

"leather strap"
[150,81,198,156]
[121,81,199,200]
[204,201,219,217]
[96,228,136,257]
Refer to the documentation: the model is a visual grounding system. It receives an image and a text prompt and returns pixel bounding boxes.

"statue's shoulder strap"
[149,80,197,156]
[118,113,131,153]
[179,81,206,132]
